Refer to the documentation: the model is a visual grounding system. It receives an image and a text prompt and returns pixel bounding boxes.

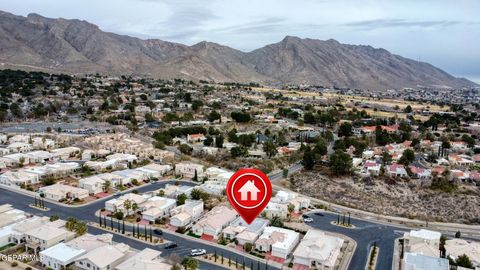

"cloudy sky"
[1,0,479,82]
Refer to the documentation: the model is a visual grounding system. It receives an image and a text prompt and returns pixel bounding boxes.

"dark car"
[164,242,178,249]
[302,214,309,219]
[154,229,163,235]
[314,212,324,216]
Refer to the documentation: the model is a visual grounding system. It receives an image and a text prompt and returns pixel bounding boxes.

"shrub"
[11,262,18,267]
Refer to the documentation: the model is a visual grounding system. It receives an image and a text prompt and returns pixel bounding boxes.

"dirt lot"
[289,171,480,224]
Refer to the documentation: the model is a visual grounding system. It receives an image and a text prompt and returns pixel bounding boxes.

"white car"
[190,249,207,256]
[303,217,314,223]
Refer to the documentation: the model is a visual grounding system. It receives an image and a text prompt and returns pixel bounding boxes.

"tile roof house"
[175,162,204,179]
[115,248,172,270]
[169,200,204,227]
[387,164,408,178]
[293,229,344,268]
[222,217,269,245]
[255,226,300,259]
[403,229,441,258]
[39,234,114,270]
[140,196,176,222]
[192,205,237,239]
[75,243,131,270]
[39,183,89,202]
[105,193,148,214]
[24,221,76,254]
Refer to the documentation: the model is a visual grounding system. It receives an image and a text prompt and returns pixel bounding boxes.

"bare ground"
[289,171,480,224]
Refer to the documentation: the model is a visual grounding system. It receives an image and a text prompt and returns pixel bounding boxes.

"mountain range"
[0,10,476,90]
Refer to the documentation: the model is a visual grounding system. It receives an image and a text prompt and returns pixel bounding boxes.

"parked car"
[302,214,309,219]
[190,249,207,256]
[164,242,178,249]
[314,212,324,216]
[154,229,163,235]
[303,217,313,223]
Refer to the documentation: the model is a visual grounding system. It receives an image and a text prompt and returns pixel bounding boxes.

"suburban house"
[222,217,269,245]
[79,176,106,195]
[24,221,76,254]
[192,205,237,239]
[255,226,300,259]
[0,170,40,187]
[403,229,441,258]
[186,133,207,143]
[75,243,131,270]
[115,248,172,270]
[39,184,89,202]
[387,164,409,178]
[362,161,382,176]
[263,202,289,219]
[293,229,344,269]
[40,233,113,270]
[175,162,204,179]
[140,196,176,222]
[50,147,81,160]
[169,200,204,227]
[158,184,194,198]
[105,193,148,214]
[7,142,32,153]
[402,253,449,270]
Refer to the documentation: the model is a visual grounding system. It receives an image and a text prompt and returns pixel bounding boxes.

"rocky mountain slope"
[0,10,476,90]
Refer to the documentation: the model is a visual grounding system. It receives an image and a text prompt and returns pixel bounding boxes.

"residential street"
[0,178,409,270]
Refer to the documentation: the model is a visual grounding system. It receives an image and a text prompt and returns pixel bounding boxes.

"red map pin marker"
[226,168,272,224]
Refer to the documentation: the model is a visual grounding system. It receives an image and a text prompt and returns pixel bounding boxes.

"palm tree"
[75,222,88,236]
[123,199,132,216]
[66,217,77,231]
[132,202,139,214]
[102,180,111,192]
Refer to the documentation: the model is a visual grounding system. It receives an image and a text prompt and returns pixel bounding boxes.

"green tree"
[231,146,247,157]
[338,122,353,137]
[190,188,202,200]
[329,151,352,175]
[215,135,224,148]
[287,203,295,217]
[382,152,392,165]
[102,180,111,192]
[303,112,316,124]
[179,144,193,155]
[244,242,253,252]
[404,105,412,113]
[263,140,277,158]
[230,111,251,123]
[313,139,327,156]
[208,110,221,123]
[182,257,199,270]
[302,145,315,170]
[177,194,187,206]
[123,199,132,216]
[399,149,415,165]
[74,221,88,236]
[456,254,473,268]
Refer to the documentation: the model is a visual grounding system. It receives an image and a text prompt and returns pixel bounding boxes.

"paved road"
[0,181,276,270]
[304,211,405,270]
[0,179,405,270]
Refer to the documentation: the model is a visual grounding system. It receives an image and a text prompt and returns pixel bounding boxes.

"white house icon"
[238,180,261,201]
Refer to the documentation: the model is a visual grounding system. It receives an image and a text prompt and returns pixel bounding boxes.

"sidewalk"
[92,211,284,269]
[272,183,480,239]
